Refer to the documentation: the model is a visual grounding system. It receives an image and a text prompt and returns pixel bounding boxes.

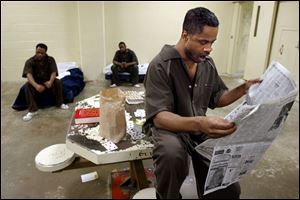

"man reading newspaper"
[144,7,262,199]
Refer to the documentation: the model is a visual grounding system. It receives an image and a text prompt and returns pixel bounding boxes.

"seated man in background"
[110,41,140,88]
[22,43,69,121]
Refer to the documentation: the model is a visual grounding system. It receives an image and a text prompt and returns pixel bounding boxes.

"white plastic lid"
[35,144,75,172]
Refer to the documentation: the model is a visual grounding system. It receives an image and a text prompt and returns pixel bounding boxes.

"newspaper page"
[195,61,298,195]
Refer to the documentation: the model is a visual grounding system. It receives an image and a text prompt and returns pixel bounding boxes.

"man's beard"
[184,48,208,63]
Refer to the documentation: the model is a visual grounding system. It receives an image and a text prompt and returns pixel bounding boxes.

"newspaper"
[195,61,298,195]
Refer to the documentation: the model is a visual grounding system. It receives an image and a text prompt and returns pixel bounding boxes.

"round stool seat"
[132,187,156,199]
[35,143,75,172]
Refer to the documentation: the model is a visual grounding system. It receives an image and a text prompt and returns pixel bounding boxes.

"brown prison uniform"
[111,48,139,85]
[22,55,63,112]
[144,45,241,199]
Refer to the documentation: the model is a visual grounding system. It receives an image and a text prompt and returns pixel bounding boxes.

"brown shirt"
[22,55,58,84]
[144,45,228,138]
[113,49,139,65]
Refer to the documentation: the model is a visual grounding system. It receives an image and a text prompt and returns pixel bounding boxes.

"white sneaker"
[133,84,140,88]
[110,84,117,88]
[23,111,38,121]
[60,104,69,110]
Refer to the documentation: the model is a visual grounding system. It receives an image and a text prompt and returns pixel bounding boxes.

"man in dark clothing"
[144,7,262,199]
[22,43,69,121]
[110,42,140,88]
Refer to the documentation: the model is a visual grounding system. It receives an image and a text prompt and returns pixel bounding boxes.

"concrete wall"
[77,1,106,81]
[104,1,234,75]
[1,1,80,81]
[1,1,236,81]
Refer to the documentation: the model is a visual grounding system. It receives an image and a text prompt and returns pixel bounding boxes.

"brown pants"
[24,79,63,112]
[151,128,241,199]
[111,64,139,85]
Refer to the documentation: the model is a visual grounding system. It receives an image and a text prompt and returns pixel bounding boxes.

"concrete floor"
[1,76,299,199]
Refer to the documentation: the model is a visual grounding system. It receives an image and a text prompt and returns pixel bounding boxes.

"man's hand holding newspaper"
[195,61,298,195]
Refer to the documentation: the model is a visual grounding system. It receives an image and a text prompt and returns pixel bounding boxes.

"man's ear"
[182,30,189,41]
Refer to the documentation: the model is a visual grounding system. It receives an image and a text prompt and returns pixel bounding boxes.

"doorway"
[227,1,254,77]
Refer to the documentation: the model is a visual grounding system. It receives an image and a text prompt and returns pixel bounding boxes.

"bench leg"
[120,160,149,190]
[130,160,149,190]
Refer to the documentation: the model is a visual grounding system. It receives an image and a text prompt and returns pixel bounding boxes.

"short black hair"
[36,43,48,51]
[183,7,219,34]
[118,41,126,47]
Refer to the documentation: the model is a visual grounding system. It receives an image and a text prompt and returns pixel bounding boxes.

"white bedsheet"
[57,62,79,79]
